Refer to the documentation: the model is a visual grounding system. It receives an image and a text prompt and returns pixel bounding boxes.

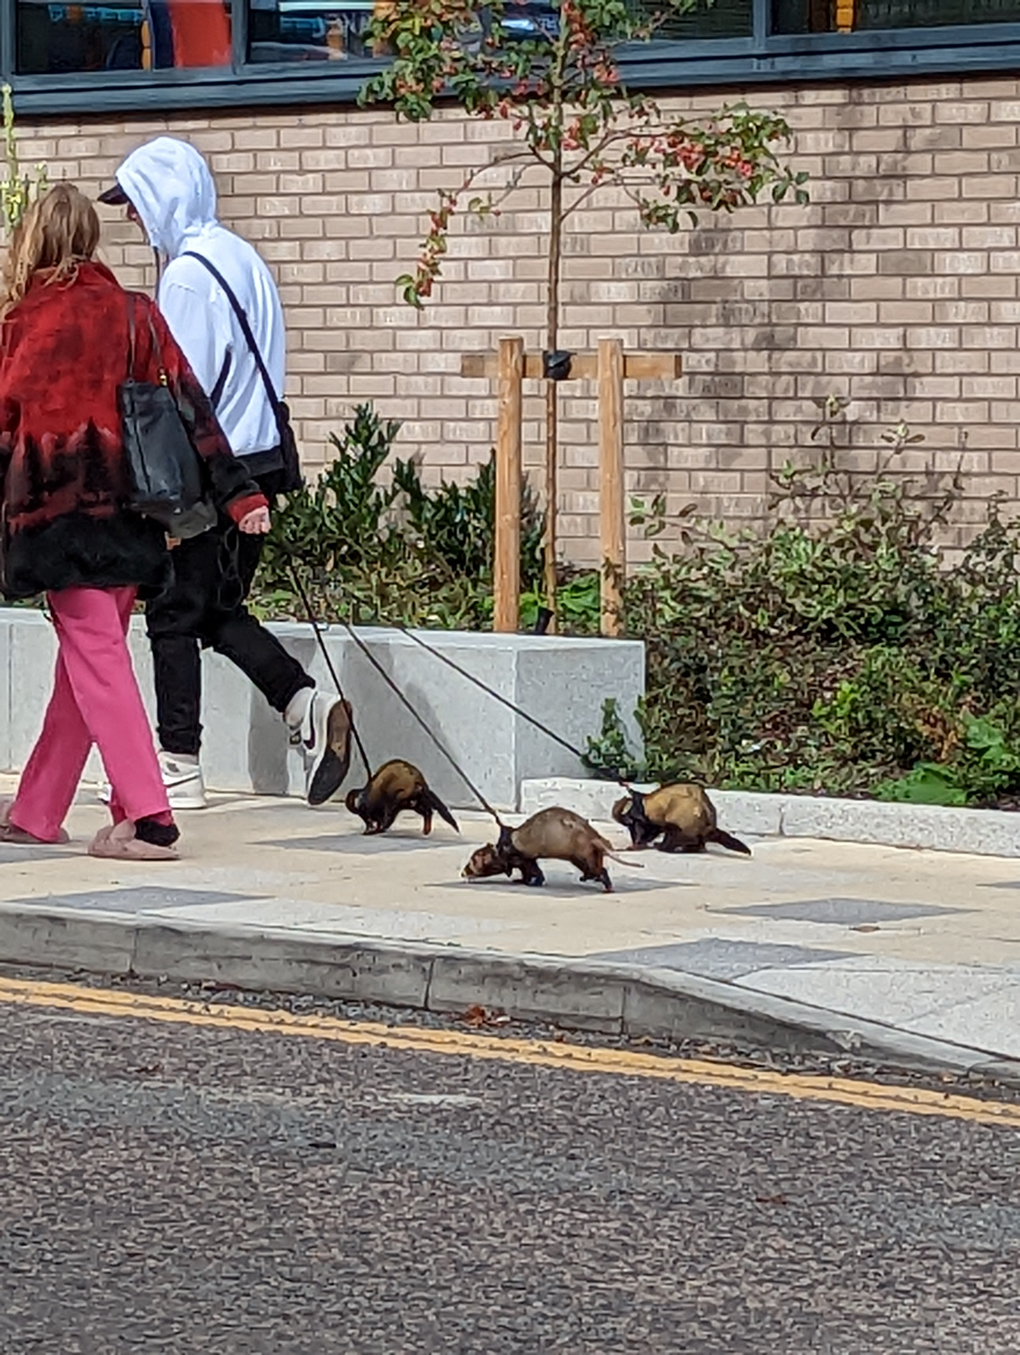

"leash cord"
[286,560,372,779]
[336,616,507,830]
[393,623,633,792]
[282,550,626,819]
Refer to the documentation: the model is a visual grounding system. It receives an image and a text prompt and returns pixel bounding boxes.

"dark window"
[16,0,233,73]
[773,0,1020,33]
[650,0,753,37]
[244,0,753,68]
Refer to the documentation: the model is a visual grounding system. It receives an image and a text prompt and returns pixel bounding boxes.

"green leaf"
[873,766,968,807]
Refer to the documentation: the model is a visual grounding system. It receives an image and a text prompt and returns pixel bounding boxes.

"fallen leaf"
[460,1005,510,1029]
[851,924,881,933]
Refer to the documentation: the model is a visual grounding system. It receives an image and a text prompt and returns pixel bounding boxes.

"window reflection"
[773,0,1020,32]
[248,0,376,62]
[644,0,753,37]
[246,0,752,66]
[17,0,232,73]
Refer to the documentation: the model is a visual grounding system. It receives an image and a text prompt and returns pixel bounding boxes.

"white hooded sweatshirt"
[113,136,285,461]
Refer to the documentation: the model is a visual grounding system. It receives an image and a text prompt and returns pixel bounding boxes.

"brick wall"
[19,74,1020,565]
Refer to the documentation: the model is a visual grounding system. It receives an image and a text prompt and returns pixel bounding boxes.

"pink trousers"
[9,586,170,843]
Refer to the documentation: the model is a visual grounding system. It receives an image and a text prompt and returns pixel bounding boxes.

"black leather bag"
[182,251,303,494]
[118,294,217,540]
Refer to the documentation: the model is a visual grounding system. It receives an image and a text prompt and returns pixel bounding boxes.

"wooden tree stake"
[464,341,680,638]
[494,336,523,633]
[598,338,625,637]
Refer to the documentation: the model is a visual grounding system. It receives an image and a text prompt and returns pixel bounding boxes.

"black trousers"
[145,479,312,757]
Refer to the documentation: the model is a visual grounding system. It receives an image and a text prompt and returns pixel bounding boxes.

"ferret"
[345,759,458,836]
[612,783,750,856]
[462,806,637,893]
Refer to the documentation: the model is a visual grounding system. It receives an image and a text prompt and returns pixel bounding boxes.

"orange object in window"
[165,0,231,66]
[835,0,855,29]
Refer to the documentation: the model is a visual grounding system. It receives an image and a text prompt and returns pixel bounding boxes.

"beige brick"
[934,200,989,224]
[879,300,934,324]
[961,275,1015,298]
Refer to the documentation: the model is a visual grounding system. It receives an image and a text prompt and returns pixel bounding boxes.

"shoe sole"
[100,784,207,811]
[307,700,352,807]
[88,826,179,861]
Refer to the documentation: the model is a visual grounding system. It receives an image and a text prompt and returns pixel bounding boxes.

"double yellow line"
[2,974,1019,1129]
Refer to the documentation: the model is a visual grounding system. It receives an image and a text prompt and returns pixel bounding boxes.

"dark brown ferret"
[462,806,636,893]
[612,784,750,856]
[345,759,459,836]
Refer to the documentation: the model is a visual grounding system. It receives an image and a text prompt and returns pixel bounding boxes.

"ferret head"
[345,788,366,817]
[462,844,508,879]
[611,796,634,826]
[612,793,653,847]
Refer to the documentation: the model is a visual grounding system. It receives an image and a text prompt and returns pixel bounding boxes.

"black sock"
[134,816,180,848]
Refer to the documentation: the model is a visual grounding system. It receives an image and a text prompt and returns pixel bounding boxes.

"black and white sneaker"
[299,693,353,806]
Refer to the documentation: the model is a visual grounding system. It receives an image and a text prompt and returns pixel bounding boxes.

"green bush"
[253,402,569,632]
[594,443,1020,807]
[392,451,545,589]
[257,402,1020,810]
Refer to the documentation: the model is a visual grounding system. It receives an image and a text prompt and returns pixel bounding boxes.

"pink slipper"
[88,821,179,862]
[0,798,70,846]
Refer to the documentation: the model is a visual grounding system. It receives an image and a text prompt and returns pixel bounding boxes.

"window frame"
[5,0,1020,114]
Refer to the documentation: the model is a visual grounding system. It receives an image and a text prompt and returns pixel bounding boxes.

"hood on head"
[114,136,218,257]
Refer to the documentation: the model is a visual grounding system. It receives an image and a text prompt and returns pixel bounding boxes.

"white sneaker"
[294,692,352,806]
[97,751,208,811]
[158,752,208,810]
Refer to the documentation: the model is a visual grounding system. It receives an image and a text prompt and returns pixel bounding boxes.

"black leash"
[283,552,628,823]
[392,623,634,792]
[337,617,508,831]
[286,560,372,780]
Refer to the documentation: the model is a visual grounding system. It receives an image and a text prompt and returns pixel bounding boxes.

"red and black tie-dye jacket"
[0,260,266,599]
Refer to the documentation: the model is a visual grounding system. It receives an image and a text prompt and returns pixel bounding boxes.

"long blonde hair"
[1,183,101,319]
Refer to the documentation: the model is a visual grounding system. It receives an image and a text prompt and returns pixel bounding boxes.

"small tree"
[0,85,47,236]
[361,0,807,618]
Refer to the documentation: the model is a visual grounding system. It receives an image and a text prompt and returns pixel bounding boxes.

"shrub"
[253,403,558,631]
[590,437,1020,807]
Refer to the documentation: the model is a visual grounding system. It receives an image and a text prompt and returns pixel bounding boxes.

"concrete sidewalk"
[2,773,1020,1073]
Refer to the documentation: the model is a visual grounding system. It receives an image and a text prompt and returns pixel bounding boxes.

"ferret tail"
[425,789,459,833]
[708,827,752,856]
[605,849,645,869]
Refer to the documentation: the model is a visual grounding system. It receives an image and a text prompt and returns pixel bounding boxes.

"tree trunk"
[544,161,563,629]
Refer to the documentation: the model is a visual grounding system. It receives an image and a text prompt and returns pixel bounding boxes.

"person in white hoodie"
[98,137,352,811]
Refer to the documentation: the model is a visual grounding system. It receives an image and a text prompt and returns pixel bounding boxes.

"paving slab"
[2,774,1020,1073]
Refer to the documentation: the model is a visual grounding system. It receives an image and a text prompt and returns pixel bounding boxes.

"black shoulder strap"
[125,290,137,379]
[180,251,284,434]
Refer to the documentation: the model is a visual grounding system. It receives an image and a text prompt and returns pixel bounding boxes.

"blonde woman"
[0,183,269,859]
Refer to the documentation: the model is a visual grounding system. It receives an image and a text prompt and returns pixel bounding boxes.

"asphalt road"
[1,991,1018,1355]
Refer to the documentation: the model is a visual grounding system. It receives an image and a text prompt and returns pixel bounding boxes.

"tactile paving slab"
[590,937,856,980]
[0,845,70,865]
[8,887,260,914]
[715,897,966,926]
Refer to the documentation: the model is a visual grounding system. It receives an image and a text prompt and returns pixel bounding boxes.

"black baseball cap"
[97,182,129,206]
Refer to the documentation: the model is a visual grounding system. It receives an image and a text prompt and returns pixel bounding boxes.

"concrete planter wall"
[520,777,1020,859]
[0,608,644,812]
